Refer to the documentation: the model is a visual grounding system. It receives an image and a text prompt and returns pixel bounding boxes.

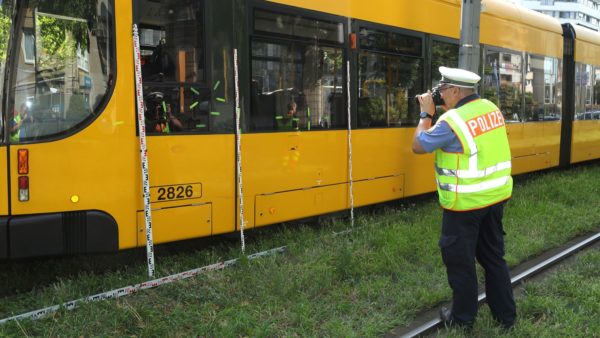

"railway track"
[389,230,600,337]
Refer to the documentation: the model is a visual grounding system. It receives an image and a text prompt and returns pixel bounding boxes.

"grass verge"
[0,163,599,336]
[435,248,600,337]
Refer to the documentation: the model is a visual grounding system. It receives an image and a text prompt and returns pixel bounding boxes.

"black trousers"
[439,201,516,327]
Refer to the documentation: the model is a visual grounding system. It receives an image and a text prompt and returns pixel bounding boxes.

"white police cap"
[439,66,481,88]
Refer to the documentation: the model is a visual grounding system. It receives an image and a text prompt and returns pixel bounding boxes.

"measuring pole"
[346,61,355,228]
[233,49,246,253]
[458,0,482,73]
[133,24,156,277]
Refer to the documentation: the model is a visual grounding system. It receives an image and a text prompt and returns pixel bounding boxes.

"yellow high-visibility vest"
[10,115,22,143]
[434,98,512,211]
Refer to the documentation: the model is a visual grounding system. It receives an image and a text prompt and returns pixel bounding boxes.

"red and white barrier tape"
[0,247,286,325]
[133,24,156,277]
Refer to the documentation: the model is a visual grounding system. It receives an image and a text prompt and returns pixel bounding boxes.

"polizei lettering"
[466,110,505,137]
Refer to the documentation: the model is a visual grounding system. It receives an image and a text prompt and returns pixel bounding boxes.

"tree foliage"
[0,3,12,63]
[37,15,87,72]
[0,0,98,69]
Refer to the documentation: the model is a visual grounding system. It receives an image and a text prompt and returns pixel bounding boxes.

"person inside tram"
[277,101,299,131]
[10,102,33,142]
[144,93,183,134]
[150,38,174,81]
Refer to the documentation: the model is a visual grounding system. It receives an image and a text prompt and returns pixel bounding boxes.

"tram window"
[250,10,345,132]
[431,40,458,117]
[358,28,423,128]
[359,28,421,56]
[254,9,343,44]
[574,63,594,120]
[0,2,13,143]
[135,0,212,134]
[524,55,561,121]
[431,40,459,89]
[483,51,523,123]
[137,1,205,84]
[594,67,600,119]
[6,0,115,143]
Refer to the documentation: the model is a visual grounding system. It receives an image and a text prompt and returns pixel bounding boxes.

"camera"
[416,86,445,106]
[431,86,445,106]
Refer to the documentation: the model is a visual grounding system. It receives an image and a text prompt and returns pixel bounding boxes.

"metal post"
[458,0,482,73]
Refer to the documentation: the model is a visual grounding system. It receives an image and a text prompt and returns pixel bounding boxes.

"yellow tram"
[0,0,598,259]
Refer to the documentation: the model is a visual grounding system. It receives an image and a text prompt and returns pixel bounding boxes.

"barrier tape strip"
[133,24,156,277]
[0,247,286,325]
[0,216,387,325]
[347,61,355,227]
[234,49,246,253]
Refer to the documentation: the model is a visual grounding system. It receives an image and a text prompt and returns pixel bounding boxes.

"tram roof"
[572,24,600,46]
[482,0,562,36]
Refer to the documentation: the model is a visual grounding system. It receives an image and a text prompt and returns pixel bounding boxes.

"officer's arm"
[412,118,432,154]
[412,92,435,154]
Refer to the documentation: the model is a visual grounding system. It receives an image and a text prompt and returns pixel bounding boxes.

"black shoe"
[500,320,515,331]
[439,307,473,330]
[492,314,515,331]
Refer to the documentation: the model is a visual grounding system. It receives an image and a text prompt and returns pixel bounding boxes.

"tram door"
[134,0,237,245]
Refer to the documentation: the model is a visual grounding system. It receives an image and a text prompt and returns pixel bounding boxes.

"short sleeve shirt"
[417,121,462,153]
[416,94,481,153]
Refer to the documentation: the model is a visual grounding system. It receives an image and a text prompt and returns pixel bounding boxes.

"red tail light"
[18,149,28,174]
[18,176,29,201]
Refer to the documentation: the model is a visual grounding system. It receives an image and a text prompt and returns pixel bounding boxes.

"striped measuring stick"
[234,48,246,253]
[347,60,355,228]
[133,24,156,277]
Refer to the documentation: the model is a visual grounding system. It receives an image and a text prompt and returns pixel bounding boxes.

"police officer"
[412,67,516,329]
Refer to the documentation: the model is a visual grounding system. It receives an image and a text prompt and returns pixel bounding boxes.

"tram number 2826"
[151,183,202,203]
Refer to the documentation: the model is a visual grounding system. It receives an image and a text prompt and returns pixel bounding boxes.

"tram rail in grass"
[396,230,600,338]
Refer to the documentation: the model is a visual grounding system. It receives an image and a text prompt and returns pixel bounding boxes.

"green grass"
[0,163,599,336]
[435,249,600,338]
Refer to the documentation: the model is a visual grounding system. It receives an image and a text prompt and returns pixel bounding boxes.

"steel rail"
[400,231,600,338]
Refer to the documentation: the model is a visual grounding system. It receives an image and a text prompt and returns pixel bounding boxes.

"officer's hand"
[417,91,435,117]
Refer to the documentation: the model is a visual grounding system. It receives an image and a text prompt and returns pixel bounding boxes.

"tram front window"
[4,0,115,143]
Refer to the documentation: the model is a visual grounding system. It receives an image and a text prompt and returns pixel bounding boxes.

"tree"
[0,2,12,63]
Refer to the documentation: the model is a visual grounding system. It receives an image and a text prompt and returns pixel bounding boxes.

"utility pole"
[458,0,482,73]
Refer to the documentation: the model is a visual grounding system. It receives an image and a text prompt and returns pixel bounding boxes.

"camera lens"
[432,89,445,106]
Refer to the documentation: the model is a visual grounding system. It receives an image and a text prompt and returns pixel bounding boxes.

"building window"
[21,30,35,64]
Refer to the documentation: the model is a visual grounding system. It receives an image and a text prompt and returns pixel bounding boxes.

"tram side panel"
[480,3,564,174]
